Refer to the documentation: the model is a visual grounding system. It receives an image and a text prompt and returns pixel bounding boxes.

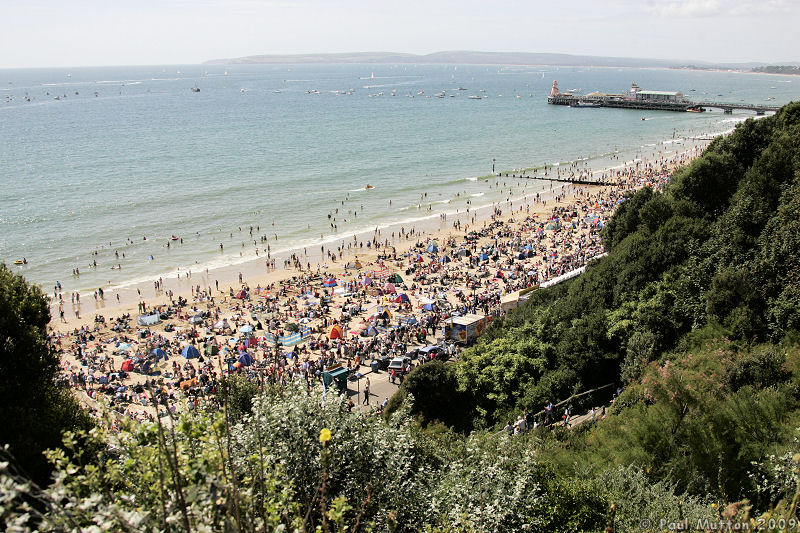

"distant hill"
[204,50,739,68]
[752,65,800,75]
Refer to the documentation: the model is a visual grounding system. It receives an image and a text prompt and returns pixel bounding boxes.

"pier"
[547,81,780,115]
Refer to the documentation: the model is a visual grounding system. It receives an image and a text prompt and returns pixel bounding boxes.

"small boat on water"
[13,258,27,265]
[191,85,200,92]
[365,184,374,190]
[171,235,179,240]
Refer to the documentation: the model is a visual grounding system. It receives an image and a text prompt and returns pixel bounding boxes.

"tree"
[0,264,92,484]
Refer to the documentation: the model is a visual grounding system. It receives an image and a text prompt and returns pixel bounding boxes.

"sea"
[1,63,797,297]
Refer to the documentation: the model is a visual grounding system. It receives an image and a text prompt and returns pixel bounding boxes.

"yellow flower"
[319,428,332,443]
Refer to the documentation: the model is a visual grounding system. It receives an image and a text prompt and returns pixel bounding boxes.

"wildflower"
[319,427,332,444]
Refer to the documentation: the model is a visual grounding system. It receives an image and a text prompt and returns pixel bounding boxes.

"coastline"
[49,141,709,334]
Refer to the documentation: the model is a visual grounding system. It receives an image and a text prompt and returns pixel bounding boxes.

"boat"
[468,95,483,100]
[171,235,179,240]
[365,184,374,190]
[686,106,704,113]
[13,259,27,265]
[191,85,200,92]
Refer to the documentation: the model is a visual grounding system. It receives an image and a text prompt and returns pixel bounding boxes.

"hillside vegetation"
[2,103,800,532]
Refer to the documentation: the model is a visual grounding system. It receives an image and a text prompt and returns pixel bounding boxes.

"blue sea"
[1,63,796,296]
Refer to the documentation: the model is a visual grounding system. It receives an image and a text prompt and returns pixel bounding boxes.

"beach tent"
[323,277,337,287]
[181,345,200,359]
[121,359,135,372]
[239,324,254,334]
[414,254,424,263]
[361,275,373,286]
[234,289,248,299]
[189,313,204,324]
[237,352,254,367]
[439,255,452,263]
[544,221,561,230]
[455,249,470,257]
[151,348,167,361]
[422,303,435,311]
[382,282,396,294]
[427,242,439,253]
[328,324,344,340]
[366,325,379,337]
[137,313,161,326]
[376,307,392,320]
[204,344,219,356]
[479,253,490,261]
[395,293,410,303]
[389,273,403,284]
[345,260,362,269]
[116,342,131,352]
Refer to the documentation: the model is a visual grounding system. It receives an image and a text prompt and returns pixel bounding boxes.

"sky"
[0,0,796,68]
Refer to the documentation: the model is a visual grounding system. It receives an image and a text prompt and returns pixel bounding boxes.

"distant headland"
[203,50,798,71]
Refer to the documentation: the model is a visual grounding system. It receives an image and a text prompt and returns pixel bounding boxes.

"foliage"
[456,102,800,425]
[0,263,93,484]
[383,361,473,431]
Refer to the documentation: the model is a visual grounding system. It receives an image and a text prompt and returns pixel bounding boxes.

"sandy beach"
[49,141,709,419]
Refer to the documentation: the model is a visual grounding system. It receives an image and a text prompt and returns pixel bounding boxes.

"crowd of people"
[48,147,703,426]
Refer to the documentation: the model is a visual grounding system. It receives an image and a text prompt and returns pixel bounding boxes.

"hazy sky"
[1,0,796,68]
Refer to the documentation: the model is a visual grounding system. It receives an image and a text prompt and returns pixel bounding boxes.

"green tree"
[0,263,93,484]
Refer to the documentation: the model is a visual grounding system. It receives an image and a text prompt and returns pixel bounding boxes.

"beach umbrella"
[237,352,254,366]
[181,345,200,359]
[328,324,344,340]
[239,324,254,334]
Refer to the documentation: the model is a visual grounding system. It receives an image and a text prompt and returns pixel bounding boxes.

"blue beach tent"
[181,345,200,359]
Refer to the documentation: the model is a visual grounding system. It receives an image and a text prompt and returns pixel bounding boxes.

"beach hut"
[181,345,200,359]
[328,324,344,340]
